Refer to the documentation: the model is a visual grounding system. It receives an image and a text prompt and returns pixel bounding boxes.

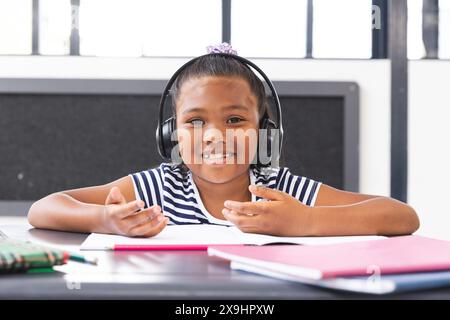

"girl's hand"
[100,187,169,237]
[222,185,313,236]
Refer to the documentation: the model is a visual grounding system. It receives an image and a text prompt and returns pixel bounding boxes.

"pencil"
[68,253,98,265]
[112,244,208,251]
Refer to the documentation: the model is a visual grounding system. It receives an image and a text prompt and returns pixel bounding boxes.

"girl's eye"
[227,117,243,124]
[188,119,204,126]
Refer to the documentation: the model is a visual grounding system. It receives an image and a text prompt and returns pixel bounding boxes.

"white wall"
[0,56,392,198]
[409,60,450,240]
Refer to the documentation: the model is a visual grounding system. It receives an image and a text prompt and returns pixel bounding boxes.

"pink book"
[208,235,450,280]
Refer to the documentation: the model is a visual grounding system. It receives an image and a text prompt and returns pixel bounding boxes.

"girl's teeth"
[203,153,234,160]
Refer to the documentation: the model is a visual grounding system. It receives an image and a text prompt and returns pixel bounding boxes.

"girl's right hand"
[100,186,169,237]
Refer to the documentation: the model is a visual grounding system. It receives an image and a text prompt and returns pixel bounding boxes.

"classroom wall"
[409,60,450,240]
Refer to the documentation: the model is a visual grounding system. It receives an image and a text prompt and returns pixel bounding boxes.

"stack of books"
[208,235,450,294]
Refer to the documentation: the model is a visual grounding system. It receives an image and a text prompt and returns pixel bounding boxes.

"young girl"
[28,44,420,238]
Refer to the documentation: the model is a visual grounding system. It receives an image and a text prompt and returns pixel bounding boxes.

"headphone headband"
[156,53,283,163]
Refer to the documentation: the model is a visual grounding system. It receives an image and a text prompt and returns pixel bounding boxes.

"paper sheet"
[80,224,385,250]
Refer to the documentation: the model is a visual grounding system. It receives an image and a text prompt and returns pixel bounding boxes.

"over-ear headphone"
[156,53,283,167]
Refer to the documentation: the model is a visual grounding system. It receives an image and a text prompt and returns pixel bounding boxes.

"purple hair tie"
[206,42,237,55]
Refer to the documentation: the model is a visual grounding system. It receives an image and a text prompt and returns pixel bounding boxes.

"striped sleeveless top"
[129,163,322,226]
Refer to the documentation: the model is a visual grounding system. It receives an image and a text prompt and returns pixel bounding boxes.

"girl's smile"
[202,151,236,165]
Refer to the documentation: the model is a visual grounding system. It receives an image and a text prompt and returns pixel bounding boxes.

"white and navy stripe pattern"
[129,163,321,226]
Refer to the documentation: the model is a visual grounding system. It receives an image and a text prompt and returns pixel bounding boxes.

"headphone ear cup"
[160,117,176,160]
[266,118,277,159]
[258,116,277,166]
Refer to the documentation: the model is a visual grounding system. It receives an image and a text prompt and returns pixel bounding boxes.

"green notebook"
[0,230,68,273]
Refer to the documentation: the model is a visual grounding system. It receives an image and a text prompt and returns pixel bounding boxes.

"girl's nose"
[202,126,225,144]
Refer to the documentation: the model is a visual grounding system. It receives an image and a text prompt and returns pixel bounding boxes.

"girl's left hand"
[222,185,314,236]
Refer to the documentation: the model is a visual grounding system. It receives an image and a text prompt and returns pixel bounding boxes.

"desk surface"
[1,217,450,300]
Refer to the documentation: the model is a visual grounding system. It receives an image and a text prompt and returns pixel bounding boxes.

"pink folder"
[208,235,450,279]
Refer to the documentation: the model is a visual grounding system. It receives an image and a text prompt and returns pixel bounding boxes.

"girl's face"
[175,76,260,184]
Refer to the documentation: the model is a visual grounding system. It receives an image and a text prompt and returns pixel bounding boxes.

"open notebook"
[80,224,385,251]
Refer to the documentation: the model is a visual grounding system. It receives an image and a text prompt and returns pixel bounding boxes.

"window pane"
[231,0,307,58]
[39,0,71,55]
[0,0,32,55]
[142,0,221,57]
[79,0,221,57]
[439,0,450,58]
[79,0,144,57]
[408,0,425,59]
[312,0,372,59]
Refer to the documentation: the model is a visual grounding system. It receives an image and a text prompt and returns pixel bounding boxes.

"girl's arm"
[223,184,420,237]
[28,176,168,236]
[309,184,420,236]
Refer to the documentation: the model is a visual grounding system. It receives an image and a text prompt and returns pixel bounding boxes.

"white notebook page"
[80,224,385,250]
